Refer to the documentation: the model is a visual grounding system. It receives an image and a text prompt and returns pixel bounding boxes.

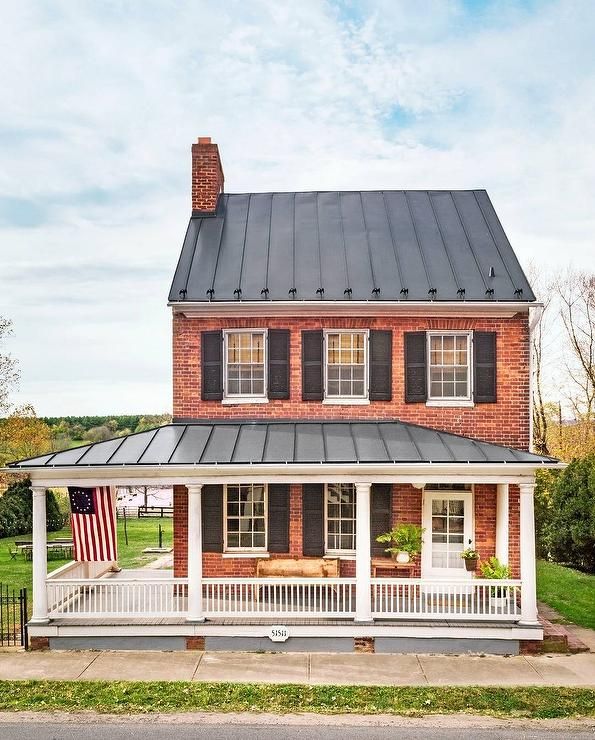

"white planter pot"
[489,595,508,610]
[395,551,411,564]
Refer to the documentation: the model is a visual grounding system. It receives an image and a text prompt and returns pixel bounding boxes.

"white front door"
[422,489,473,579]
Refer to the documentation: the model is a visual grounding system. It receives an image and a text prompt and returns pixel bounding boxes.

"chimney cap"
[197,136,212,145]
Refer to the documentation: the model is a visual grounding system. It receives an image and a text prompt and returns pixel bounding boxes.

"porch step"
[539,617,589,654]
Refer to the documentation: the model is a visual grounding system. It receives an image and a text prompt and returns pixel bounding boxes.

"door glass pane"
[432,499,447,515]
[430,496,466,570]
[449,500,464,516]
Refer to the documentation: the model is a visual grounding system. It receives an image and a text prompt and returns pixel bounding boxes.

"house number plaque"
[269,625,290,642]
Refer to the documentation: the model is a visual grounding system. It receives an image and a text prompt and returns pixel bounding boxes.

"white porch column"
[186,484,204,622]
[495,483,509,565]
[355,482,372,623]
[31,486,49,624]
[519,480,539,624]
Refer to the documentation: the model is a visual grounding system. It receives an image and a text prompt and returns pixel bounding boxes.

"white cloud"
[0,0,593,413]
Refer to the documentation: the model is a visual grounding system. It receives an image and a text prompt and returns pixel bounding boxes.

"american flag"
[68,486,117,562]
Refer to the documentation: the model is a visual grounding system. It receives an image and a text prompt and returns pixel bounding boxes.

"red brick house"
[10,137,563,654]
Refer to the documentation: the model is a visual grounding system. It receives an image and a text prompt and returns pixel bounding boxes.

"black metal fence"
[0,584,28,648]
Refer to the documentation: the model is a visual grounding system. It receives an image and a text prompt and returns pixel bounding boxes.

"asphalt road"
[1,723,594,740]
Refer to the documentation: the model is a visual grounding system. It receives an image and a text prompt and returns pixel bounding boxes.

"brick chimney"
[191,137,224,212]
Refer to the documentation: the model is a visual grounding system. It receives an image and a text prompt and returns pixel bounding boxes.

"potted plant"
[461,547,480,572]
[376,523,425,564]
[479,556,511,609]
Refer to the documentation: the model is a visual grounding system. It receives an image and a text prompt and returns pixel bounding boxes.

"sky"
[1,0,594,416]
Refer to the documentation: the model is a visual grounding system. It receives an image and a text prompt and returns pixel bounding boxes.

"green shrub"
[534,469,558,559]
[376,523,425,557]
[479,556,511,579]
[0,478,65,538]
[543,455,595,572]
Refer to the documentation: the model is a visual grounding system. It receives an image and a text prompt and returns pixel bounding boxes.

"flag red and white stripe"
[69,486,117,562]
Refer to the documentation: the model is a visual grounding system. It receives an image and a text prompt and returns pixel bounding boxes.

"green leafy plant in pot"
[376,523,425,564]
[461,547,480,572]
[479,556,511,608]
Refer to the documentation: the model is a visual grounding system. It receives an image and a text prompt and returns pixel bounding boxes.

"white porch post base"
[186,484,205,623]
[519,481,539,625]
[495,483,509,565]
[355,482,373,623]
[31,486,49,624]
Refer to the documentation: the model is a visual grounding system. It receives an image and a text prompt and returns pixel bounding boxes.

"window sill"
[222,552,270,559]
[324,553,356,560]
[426,400,474,408]
[322,398,370,406]
[222,397,269,405]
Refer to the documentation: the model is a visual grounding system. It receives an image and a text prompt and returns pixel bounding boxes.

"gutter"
[169,300,542,319]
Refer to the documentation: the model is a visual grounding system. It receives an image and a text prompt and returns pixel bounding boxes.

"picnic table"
[10,540,74,561]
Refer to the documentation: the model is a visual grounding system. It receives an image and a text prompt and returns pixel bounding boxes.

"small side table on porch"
[371,557,416,578]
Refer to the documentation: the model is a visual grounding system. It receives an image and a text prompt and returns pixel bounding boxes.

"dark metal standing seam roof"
[169,191,536,303]
[10,421,558,468]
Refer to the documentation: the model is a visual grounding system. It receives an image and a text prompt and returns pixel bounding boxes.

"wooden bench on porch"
[254,558,341,607]
[256,557,339,578]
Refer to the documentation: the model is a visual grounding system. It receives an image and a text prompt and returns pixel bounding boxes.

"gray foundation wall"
[48,635,519,655]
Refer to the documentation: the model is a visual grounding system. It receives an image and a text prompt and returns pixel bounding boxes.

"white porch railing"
[46,575,522,621]
[47,577,188,618]
[203,578,357,618]
[47,560,112,581]
[371,578,522,620]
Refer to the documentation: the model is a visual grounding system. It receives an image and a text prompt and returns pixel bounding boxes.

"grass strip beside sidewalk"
[536,560,595,630]
[0,682,593,718]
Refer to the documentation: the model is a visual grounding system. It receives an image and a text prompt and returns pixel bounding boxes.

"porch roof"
[9,420,559,469]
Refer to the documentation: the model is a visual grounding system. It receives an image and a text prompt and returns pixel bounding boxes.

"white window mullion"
[223,329,267,400]
[427,331,472,402]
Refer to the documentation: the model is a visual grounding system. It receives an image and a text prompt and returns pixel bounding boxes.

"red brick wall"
[172,313,530,449]
[508,485,520,578]
[191,137,224,211]
[173,483,518,579]
[475,484,497,565]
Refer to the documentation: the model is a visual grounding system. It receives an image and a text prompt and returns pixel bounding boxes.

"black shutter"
[369,330,392,401]
[201,484,223,552]
[267,483,290,552]
[302,484,324,556]
[302,330,324,401]
[201,330,223,401]
[267,329,290,399]
[370,484,392,556]
[404,331,427,403]
[473,331,497,403]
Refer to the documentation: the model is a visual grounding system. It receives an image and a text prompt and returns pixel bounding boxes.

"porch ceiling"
[8,420,560,480]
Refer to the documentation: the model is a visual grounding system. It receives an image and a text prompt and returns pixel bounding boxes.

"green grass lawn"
[537,559,595,630]
[0,517,173,595]
[0,682,592,718]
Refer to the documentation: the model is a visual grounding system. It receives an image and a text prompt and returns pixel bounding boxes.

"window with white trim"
[224,483,267,551]
[325,331,367,399]
[224,330,266,398]
[428,332,471,400]
[326,483,356,553]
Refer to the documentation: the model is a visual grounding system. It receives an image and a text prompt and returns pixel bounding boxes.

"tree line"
[531,268,595,573]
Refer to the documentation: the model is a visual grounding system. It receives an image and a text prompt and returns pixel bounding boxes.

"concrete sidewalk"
[0,650,594,686]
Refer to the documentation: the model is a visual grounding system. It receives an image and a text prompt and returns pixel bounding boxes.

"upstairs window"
[427,332,471,401]
[324,331,368,399]
[223,330,266,399]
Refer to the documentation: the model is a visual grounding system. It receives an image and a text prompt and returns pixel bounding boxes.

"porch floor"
[48,616,522,627]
